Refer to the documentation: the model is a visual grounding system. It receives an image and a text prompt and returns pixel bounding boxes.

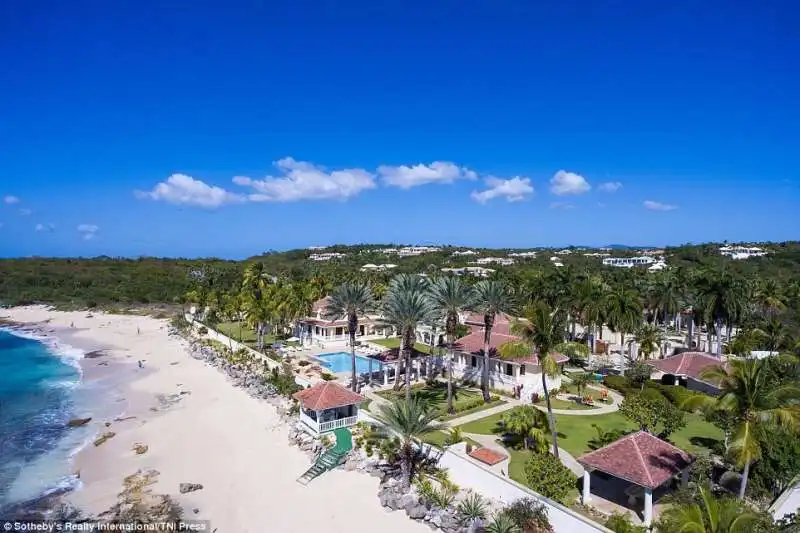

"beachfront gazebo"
[293,381,365,436]
[578,431,692,526]
[372,347,430,386]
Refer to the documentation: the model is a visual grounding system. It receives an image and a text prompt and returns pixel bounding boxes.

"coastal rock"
[406,503,428,520]
[178,483,204,494]
[67,417,92,427]
[132,443,149,455]
[94,432,116,446]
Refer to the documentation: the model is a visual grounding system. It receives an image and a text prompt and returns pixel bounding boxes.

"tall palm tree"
[754,317,789,352]
[656,484,759,533]
[754,278,787,318]
[604,286,643,352]
[324,281,375,391]
[373,397,445,490]
[471,280,514,402]
[380,274,435,400]
[685,359,800,499]
[241,262,273,350]
[629,323,665,360]
[499,301,567,459]
[696,268,748,355]
[428,277,474,413]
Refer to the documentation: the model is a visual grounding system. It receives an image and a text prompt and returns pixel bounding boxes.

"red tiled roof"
[469,447,507,466]
[646,352,728,382]
[578,431,692,489]
[454,331,569,365]
[463,311,515,328]
[292,381,365,411]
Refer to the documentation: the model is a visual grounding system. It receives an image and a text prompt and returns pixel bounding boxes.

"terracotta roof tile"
[372,347,428,362]
[646,352,728,382]
[454,331,569,365]
[311,296,331,314]
[578,431,692,489]
[469,447,507,465]
[292,381,365,411]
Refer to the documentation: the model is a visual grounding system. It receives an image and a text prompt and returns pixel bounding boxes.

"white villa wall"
[438,450,612,533]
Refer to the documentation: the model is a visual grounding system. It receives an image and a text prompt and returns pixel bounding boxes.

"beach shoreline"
[0,306,426,533]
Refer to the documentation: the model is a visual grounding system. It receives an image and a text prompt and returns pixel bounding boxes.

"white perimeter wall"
[438,449,613,533]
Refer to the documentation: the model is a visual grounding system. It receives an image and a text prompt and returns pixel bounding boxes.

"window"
[471,356,477,367]
[520,365,526,376]
[505,364,513,376]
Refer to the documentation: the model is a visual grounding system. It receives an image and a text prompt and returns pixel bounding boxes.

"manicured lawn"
[539,398,598,411]
[458,410,722,458]
[376,383,504,419]
[420,430,480,449]
[214,322,300,347]
[372,337,435,354]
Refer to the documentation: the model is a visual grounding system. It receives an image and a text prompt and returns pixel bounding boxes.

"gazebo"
[293,381,365,436]
[578,431,692,526]
[372,347,430,386]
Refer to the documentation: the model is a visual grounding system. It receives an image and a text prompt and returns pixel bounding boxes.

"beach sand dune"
[3,307,425,533]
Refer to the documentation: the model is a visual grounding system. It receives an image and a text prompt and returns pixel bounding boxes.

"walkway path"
[443,398,522,427]
[531,384,623,417]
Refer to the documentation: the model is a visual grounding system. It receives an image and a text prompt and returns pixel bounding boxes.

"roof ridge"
[631,433,655,487]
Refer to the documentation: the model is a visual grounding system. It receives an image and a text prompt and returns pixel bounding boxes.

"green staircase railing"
[297,427,353,485]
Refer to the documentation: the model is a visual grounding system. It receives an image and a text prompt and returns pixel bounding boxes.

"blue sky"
[1,1,798,258]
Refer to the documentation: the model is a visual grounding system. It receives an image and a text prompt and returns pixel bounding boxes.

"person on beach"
[138,360,143,368]
[137,327,140,335]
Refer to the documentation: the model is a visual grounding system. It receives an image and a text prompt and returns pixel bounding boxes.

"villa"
[294,297,394,345]
[440,266,495,277]
[452,249,478,256]
[450,312,568,399]
[602,256,656,268]
[309,252,346,261]
[360,263,397,272]
[646,351,728,394]
[472,257,515,266]
[509,251,537,258]
[719,245,768,260]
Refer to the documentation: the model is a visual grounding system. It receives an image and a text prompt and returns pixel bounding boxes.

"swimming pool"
[317,352,383,374]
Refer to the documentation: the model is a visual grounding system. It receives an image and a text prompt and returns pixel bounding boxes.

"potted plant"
[582,394,595,406]
[599,388,610,402]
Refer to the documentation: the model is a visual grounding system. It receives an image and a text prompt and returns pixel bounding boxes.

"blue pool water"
[317,352,383,374]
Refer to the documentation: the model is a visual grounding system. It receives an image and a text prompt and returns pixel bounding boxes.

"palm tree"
[696,268,748,355]
[471,280,514,402]
[499,301,567,459]
[754,317,789,352]
[684,359,800,499]
[754,279,787,318]
[380,274,435,400]
[656,484,759,532]
[373,397,445,490]
[501,406,550,452]
[428,277,474,413]
[323,281,375,391]
[241,262,273,350]
[604,286,643,351]
[629,323,666,360]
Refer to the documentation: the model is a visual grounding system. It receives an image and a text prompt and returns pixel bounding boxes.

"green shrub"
[320,372,335,381]
[603,375,631,393]
[197,326,208,335]
[504,498,552,533]
[456,493,487,526]
[523,452,576,504]
[605,513,647,533]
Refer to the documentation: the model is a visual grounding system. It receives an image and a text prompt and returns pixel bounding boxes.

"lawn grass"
[376,383,504,420]
[213,321,300,347]
[420,430,480,449]
[540,398,597,411]
[372,337,434,354]
[458,410,722,458]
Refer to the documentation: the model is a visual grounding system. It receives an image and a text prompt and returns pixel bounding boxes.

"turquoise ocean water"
[0,329,88,511]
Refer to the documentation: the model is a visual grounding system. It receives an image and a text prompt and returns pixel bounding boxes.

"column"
[582,471,591,503]
[643,488,653,526]
[383,366,389,386]
[681,469,689,488]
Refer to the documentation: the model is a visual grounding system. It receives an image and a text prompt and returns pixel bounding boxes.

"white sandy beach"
[2,306,426,533]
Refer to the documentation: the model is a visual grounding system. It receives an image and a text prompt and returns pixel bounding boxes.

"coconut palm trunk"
[541,360,560,459]
[404,327,415,401]
[482,314,495,403]
[393,335,405,391]
[739,460,751,500]
[348,313,358,392]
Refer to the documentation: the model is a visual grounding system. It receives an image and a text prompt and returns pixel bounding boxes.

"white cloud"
[19,208,32,216]
[135,174,245,208]
[643,200,678,211]
[35,223,44,231]
[549,202,575,210]
[471,177,534,204]
[234,157,376,202]
[4,195,20,204]
[77,224,99,240]
[549,170,591,195]
[598,181,622,193]
[378,161,477,189]
[35,223,54,232]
